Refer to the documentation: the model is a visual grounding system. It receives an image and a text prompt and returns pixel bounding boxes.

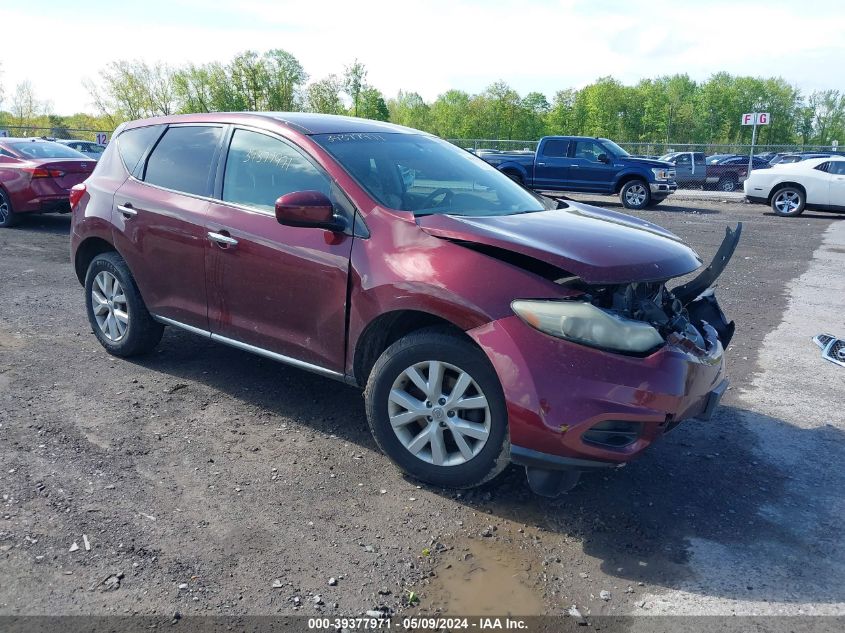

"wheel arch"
[614,172,649,193]
[352,310,475,387]
[767,181,807,204]
[74,236,119,285]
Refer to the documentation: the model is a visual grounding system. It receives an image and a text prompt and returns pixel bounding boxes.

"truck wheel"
[771,186,805,217]
[620,180,651,209]
[364,328,510,489]
[718,177,738,192]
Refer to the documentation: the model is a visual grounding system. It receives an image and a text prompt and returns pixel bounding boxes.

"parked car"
[476,136,677,209]
[710,155,771,170]
[0,138,96,227]
[769,152,838,166]
[659,151,749,191]
[70,113,738,496]
[56,139,107,160]
[744,157,845,216]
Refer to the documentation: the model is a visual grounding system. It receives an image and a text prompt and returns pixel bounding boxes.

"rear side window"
[117,126,163,175]
[222,129,330,211]
[541,139,569,157]
[144,126,223,196]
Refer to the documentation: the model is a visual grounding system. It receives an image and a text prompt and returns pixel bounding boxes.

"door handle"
[207,231,238,248]
[570,164,580,168]
[536,162,547,166]
[117,203,137,218]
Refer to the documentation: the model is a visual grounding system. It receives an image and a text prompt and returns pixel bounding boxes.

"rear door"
[204,127,354,373]
[532,139,570,190]
[112,124,224,330]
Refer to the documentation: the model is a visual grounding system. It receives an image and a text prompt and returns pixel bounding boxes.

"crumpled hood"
[417,201,702,284]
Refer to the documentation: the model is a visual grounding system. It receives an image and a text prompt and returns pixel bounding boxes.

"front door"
[828,161,845,208]
[568,139,616,192]
[204,128,354,373]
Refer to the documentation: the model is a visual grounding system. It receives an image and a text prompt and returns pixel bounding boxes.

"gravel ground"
[1,196,843,621]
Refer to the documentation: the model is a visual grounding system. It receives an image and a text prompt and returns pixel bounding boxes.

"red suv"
[70,113,739,496]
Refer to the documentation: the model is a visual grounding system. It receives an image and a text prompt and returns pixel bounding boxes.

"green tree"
[343,59,367,117]
[305,75,345,114]
[357,87,389,121]
[388,90,430,129]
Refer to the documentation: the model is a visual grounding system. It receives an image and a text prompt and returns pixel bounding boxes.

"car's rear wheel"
[503,170,523,185]
[85,252,164,357]
[718,177,738,192]
[771,186,806,217]
[0,189,19,228]
[364,329,509,489]
[620,180,651,209]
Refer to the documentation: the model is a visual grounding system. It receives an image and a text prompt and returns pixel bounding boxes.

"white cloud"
[1,0,843,114]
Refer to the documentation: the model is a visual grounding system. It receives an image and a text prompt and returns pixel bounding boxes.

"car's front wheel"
[620,180,651,209]
[85,252,164,357]
[0,189,19,228]
[364,329,509,489]
[771,186,806,217]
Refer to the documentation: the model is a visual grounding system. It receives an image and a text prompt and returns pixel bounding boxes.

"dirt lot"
[1,196,844,621]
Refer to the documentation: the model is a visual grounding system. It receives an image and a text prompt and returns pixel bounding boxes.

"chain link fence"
[0,125,112,143]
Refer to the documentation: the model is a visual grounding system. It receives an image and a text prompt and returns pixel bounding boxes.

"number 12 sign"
[742,112,770,125]
[96,133,108,145]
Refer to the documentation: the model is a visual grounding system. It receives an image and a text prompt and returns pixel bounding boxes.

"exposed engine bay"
[571,223,742,355]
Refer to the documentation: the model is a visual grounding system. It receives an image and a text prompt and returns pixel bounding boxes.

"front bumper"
[468,315,727,467]
[650,181,677,196]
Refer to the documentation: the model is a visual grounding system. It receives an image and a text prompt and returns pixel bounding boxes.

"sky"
[1,0,844,114]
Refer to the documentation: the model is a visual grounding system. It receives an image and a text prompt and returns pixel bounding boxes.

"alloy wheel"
[388,360,491,467]
[91,271,129,342]
[625,184,647,206]
[774,190,801,214]
[0,196,9,223]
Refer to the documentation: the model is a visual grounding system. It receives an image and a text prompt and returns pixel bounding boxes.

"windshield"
[8,141,87,159]
[600,139,630,157]
[312,133,548,217]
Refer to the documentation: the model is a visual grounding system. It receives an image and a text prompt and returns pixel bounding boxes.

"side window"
[829,162,845,175]
[222,129,331,211]
[117,125,164,175]
[676,154,691,165]
[814,162,831,173]
[694,153,706,165]
[144,126,223,196]
[573,140,604,162]
[541,139,569,158]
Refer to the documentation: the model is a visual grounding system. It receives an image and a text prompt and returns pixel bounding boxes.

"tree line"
[1,53,843,147]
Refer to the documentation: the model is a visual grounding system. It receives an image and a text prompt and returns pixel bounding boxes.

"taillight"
[69,183,86,210]
[22,167,65,178]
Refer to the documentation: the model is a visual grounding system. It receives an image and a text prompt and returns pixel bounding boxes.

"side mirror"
[597,153,610,163]
[274,191,341,231]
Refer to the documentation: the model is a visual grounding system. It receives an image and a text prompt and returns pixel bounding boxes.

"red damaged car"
[0,138,96,227]
[70,113,740,496]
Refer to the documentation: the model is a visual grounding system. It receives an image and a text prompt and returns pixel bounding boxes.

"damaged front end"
[514,223,742,358]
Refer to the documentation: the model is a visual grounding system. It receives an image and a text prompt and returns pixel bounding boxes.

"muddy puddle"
[420,539,546,615]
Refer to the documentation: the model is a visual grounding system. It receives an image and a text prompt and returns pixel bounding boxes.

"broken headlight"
[511,299,664,354]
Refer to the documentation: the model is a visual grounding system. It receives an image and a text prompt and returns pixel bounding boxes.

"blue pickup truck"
[476,136,677,209]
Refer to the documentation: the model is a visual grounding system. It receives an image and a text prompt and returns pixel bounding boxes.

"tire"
[84,252,164,357]
[0,188,19,228]
[620,180,651,209]
[770,186,806,217]
[364,328,509,489]
[718,177,738,192]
